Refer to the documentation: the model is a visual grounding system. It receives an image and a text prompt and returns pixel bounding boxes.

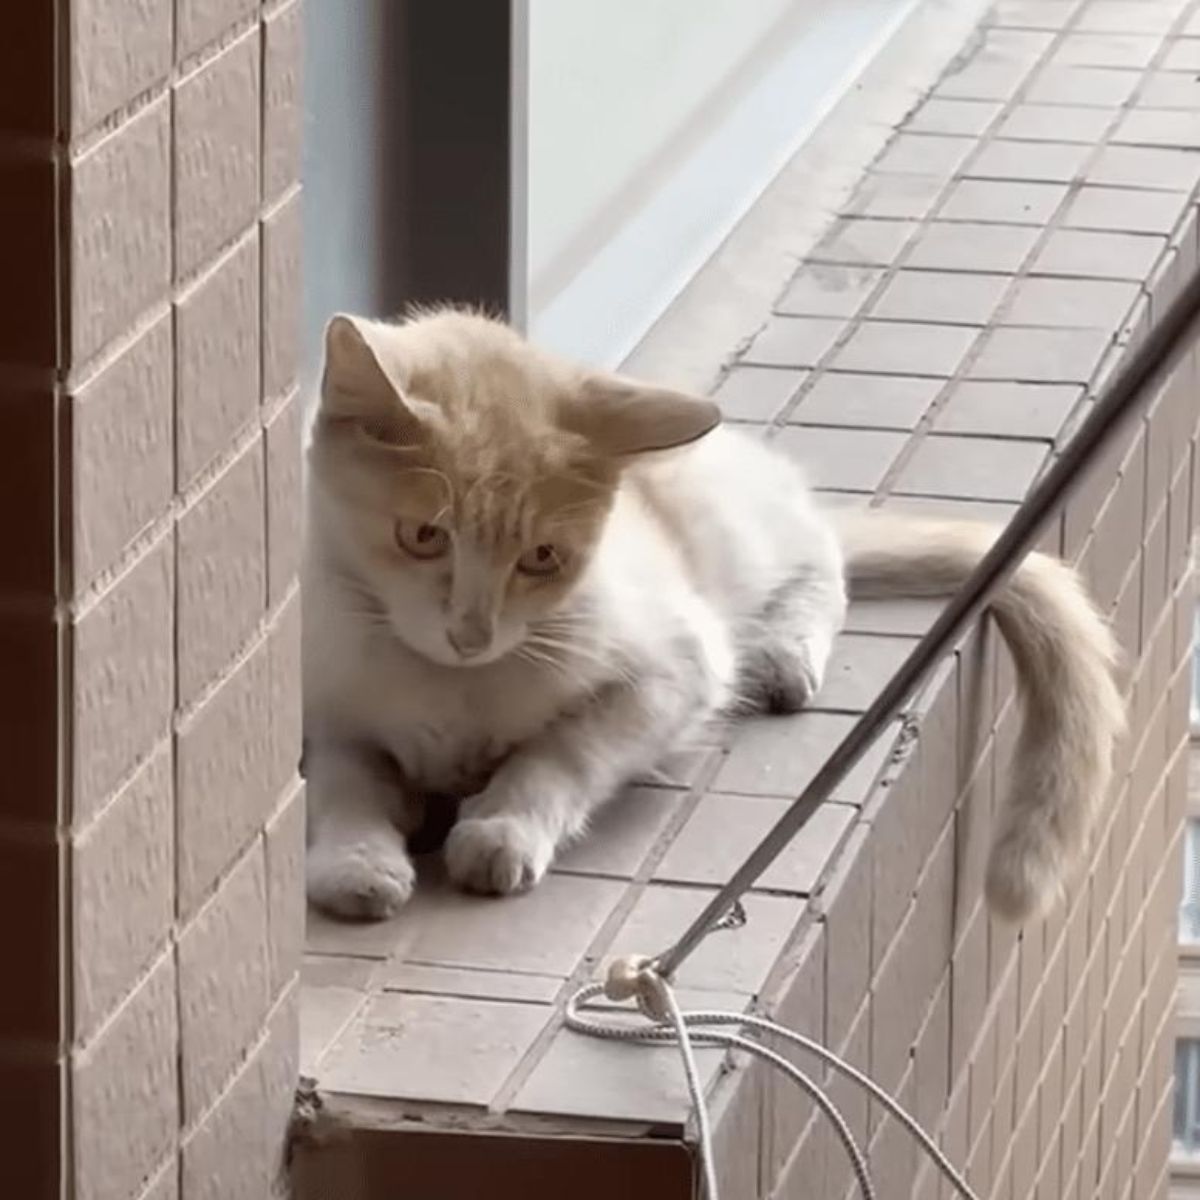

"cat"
[302,308,1124,924]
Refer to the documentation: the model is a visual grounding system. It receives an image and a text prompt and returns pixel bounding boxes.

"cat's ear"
[321,314,426,445]
[568,376,721,458]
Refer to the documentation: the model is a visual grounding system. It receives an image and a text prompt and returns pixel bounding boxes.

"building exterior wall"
[0,2,305,1195]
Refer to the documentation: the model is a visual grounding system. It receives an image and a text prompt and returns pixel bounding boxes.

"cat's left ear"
[567,376,721,458]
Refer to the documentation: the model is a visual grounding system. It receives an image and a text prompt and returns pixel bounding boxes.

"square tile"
[1136,70,1200,108]
[320,993,550,1104]
[1113,108,1200,149]
[712,367,805,422]
[939,179,1068,224]
[773,426,907,491]
[870,270,1009,326]
[893,435,1049,502]
[776,264,884,319]
[713,711,899,803]
[905,222,1041,272]
[844,173,946,220]
[1087,144,1200,190]
[809,218,917,265]
[512,1019,724,1125]
[1063,185,1186,234]
[1025,65,1140,105]
[1032,228,1166,278]
[602,885,806,995]
[968,327,1111,383]
[831,321,978,377]
[933,382,1082,440]
[263,1,303,202]
[1162,38,1200,70]
[789,373,941,431]
[1051,33,1162,69]
[556,786,685,877]
[812,633,918,713]
[299,983,368,1075]
[874,134,976,178]
[996,104,1113,144]
[905,99,1002,136]
[1076,3,1182,35]
[989,1,1083,30]
[967,140,1091,183]
[1001,277,1140,328]
[403,872,623,976]
[654,794,856,893]
[742,317,845,368]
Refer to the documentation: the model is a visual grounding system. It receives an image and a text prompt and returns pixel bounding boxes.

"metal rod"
[654,264,1200,982]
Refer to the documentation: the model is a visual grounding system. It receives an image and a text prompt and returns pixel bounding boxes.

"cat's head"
[307,309,720,667]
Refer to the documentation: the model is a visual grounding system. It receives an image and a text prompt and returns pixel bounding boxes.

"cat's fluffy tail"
[832,508,1125,922]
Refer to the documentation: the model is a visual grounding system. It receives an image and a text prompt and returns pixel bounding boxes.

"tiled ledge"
[294,2,1200,1196]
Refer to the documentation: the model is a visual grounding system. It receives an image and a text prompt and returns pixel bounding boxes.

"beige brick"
[262,192,302,400]
[265,781,305,997]
[73,536,174,819]
[70,313,173,588]
[269,590,302,797]
[177,443,266,705]
[263,2,303,202]
[176,233,261,486]
[70,97,171,361]
[174,29,261,279]
[914,975,951,1132]
[177,633,272,915]
[818,823,871,1050]
[176,0,257,60]
[178,843,271,1121]
[73,954,177,1200]
[72,745,173,1039]
[0,832,60,1042]
[70,0,172,133]
[951,904,988,1081]
[266,392,303,606]
[957,749,994,931]
[181,990,297,1200]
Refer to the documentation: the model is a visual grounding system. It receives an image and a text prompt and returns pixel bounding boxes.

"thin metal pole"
[654,263,1200,982]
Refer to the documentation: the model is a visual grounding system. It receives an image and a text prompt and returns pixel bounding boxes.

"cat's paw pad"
[444,817,553,895]
[306,838,416,921]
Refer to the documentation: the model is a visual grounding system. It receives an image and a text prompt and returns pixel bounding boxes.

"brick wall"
[0,3,305,1196]
[703,279,1197,1200]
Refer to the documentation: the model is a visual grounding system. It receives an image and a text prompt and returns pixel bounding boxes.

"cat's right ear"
[320,314,425,446]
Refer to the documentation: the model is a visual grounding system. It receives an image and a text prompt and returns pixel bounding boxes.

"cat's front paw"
[444,816,554,895]
[307,837,416,920]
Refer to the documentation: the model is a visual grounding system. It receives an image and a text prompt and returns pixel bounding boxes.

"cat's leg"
[740,557,847,714]
[446,652,731,895]
[305,742,422,920]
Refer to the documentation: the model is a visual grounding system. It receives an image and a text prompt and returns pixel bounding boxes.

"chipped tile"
[743,317,845,368]
[713,367,805,422]
[844,173,947,220]
[776,264,885,318]
[809,218,917,265]
[319,993,550,1104]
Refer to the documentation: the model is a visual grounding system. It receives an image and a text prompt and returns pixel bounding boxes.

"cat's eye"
[396,520,450,560]
[516,543,561,577]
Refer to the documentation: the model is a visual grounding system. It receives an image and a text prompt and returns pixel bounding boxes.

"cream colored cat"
[302,308,1123,924]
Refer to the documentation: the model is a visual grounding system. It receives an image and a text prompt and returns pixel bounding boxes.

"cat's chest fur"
[304,610,591,795]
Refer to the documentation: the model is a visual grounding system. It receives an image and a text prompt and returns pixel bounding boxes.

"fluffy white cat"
[302,309,1123,924]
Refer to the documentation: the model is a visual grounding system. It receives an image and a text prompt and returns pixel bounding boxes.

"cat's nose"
[447,616,493,659]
